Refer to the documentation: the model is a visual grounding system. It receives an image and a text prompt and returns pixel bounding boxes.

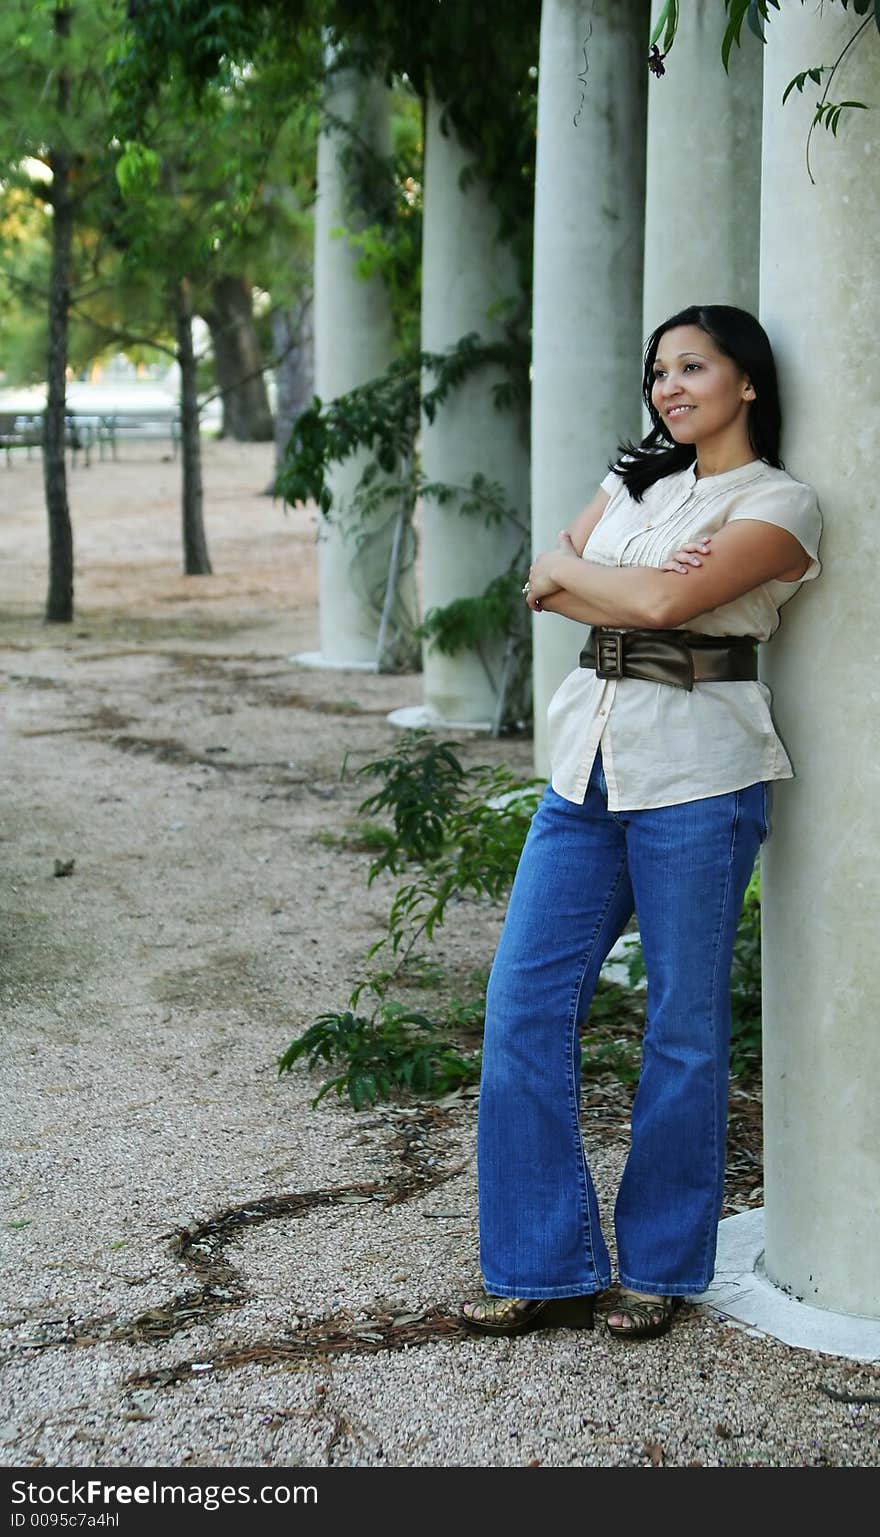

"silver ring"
[521,581,530,595]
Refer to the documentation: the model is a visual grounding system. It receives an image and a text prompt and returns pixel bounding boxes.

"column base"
[694,1208,880,1362]
[386,703,492,733]
[291,650,378,673]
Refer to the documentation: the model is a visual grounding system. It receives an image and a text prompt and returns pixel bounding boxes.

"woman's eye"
[684,362,701,372]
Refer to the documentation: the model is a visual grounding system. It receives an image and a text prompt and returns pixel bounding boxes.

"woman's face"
[650,324,754,447]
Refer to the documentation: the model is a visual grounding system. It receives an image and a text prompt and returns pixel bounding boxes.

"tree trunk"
[204,275,274,441]
[44,6,75,624]
[270,294,314,483]
[176,280,212,575]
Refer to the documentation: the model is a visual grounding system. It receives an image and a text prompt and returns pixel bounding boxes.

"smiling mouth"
[666,405,695,418]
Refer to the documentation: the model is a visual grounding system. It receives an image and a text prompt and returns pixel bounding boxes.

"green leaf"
[746,2,767,44]
[649,0,678,52]
[114,140,161,198]
[782,72,806,105]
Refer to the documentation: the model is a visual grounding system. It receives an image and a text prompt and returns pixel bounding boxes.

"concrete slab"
[386,704,492,733]
[292,651,377,672]
[696,1208,880,1362]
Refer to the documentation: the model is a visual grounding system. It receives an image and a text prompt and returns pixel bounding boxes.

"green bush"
[278,1004,481,1110]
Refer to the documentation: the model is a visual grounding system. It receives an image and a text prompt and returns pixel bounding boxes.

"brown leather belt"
[579,627,759,692]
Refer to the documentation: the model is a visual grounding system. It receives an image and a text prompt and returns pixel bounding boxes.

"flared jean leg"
[477,776,634,1298]
[614,781,766,1295]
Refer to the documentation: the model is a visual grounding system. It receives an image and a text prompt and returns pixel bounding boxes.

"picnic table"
[0,411,93,468]
[0,402,182,467]
[92,406,181,459]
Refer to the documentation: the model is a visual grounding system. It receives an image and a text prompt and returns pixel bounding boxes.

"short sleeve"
[727,478,822,582]
[600,468,621,496]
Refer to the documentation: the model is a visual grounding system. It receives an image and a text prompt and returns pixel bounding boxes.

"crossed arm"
[528,486,811,630]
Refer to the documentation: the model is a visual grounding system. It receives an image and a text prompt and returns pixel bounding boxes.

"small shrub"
[278,1004,480,1110]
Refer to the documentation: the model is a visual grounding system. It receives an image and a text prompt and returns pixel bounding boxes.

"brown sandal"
[604,1290,683,1341]
[460,1292,595,1337]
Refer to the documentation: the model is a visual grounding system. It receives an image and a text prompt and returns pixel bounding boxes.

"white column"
[531,0,649,771]
[302,70,414,670]
[760,10,880,1317]
[406,89,530,728]
[643,0,762,331]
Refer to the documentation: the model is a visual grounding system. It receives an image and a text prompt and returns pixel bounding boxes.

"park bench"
[0,412,93,468]
[94,408,181,459]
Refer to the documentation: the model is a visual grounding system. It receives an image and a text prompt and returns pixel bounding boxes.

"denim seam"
[563,852,629,1290]
[696,787,742,1287]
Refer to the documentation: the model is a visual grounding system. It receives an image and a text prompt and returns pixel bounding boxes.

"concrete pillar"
[531,0,649,771]
[760,8,879,1317]
[393,89,529,729]
[643,0,762,331]
[299,69,415,671]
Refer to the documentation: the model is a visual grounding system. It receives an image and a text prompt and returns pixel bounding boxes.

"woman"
[462,305,821,1341]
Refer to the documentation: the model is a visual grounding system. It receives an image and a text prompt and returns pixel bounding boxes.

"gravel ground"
[1,442,877,1470]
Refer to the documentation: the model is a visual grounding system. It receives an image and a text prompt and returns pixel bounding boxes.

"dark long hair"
[612,305,784,502]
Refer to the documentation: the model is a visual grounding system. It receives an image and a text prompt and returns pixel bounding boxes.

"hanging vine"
[650,0,877,183]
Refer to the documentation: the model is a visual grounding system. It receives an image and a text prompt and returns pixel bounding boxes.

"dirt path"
[1,442,876,1469]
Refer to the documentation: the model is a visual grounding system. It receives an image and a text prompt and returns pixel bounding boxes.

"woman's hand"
[524,529,594,610]
[660,537,712,575]
[524,548,565,609]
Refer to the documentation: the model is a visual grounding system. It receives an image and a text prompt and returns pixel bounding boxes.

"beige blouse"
[547,458,822,810]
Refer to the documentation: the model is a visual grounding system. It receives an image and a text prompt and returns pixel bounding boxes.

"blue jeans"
[477,753,767,1299]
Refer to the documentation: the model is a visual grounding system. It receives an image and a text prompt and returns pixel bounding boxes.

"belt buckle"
[595,628,625,680]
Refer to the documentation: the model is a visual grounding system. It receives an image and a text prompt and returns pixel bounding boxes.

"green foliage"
[115,141,161,197]
[356,732,469,870]
[655,0,878,186]
[279,732,541,1107]
[275,351,419,514]
[276,332,529,514]
[773,4,874,181]
[418,564,525,658]
[327,85,423,351]
[355,736,541,996]
[353,731,541,988]
[580,980,644,1085]
[127,1,541,289]
[720,2,781,71]
[657,1,878,101]
[315,819,399,856]
[0,2,319,390]
[650,2,680,56]
[278,1003,480,1109]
